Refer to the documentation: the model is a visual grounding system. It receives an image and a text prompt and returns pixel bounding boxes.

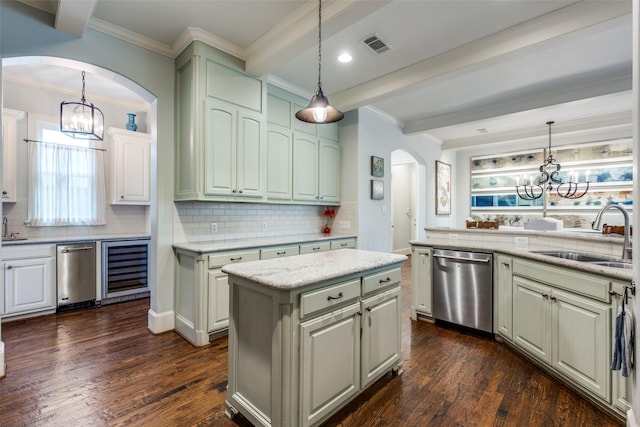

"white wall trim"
[628,409,638,427]
[147,308,175,335]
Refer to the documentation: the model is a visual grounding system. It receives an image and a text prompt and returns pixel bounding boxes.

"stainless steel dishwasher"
[57,242,96,309]
[432,248,493,333]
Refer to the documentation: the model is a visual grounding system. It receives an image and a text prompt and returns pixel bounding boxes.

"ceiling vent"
[363,34,391,54]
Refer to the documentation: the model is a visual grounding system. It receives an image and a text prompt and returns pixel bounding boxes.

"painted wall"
[0,1,175,332]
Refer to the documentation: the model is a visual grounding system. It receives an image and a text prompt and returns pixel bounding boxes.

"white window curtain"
[27,119,106,226]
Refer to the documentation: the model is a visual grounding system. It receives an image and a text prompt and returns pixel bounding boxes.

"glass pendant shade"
[295,86,344,124]
[60,71,104,140]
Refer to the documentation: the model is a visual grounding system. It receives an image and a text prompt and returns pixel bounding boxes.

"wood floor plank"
[0,257,623,426]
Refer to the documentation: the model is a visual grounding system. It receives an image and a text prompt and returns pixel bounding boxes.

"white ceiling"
[5,0,633,149]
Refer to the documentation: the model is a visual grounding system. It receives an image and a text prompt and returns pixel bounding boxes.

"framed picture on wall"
[436,160,451,215]
[371,179,384,200]
[371,156,384,177]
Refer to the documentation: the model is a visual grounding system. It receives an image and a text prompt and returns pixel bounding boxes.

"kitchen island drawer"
[300,278,361,318]
[300,241,331,254]
[208,250,260,269]
[330,238,356,250]
[362,267,401,296]
[261,245,299,260]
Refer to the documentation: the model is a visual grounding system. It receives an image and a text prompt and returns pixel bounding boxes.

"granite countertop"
[173,233,357,254]
[424,226,626,244]
[222,248,407,290]
[410,238,632,281]
[1,233,150,246]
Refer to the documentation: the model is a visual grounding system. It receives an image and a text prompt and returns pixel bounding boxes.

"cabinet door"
[496,255,513,340]
[551,288,610,401]
[411,247,432,318]
[300,302,360,427]
[361,287,402,388]
[318,138,340,203]
[4,257,55,315]
[611,282,633,412]
[111,130,151,204]
[293,134,319,202]
[204,101,236,196]
[512,275,551,363]
[236,111,263,198]
[265,127,292,200]
[2,109,23,203]
[208,269,229,333]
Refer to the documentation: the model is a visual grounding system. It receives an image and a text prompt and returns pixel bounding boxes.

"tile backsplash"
[174,201,356,242]
[2,197,150,239]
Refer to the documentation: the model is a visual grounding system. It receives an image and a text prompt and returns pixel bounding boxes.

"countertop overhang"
[222,248,407,290]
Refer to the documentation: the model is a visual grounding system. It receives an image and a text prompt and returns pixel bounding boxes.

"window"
[27,115,106,226]
[469,139,633,229]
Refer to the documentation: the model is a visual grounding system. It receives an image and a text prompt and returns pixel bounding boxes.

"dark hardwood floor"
[0,257,623,426]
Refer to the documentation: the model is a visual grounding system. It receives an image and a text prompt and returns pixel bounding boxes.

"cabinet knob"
[238,190,243,194]
[7,265,12,270]
[120,195,124,199]
[501,262,510,268]
[550,295,557,302]
[232,189,237,193]
[541,293,549,299]
[2,191,7,195]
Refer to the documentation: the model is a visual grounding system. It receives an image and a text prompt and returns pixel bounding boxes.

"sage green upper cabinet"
[175,41,266,202]
[267,85,341,205]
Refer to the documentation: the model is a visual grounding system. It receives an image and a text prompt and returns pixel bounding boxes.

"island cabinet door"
[361,286,402,388]
[300,302,361,427]
[551,288,610,401]
[495,255,513,340]
[207,269,229,333]
[512,276,551,363]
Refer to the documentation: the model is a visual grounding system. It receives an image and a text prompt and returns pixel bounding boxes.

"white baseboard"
[628,408,638,427]
[147,308,174,334]
[0,341,5,379]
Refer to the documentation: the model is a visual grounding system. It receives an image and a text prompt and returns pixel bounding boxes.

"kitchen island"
[222,249,407,427]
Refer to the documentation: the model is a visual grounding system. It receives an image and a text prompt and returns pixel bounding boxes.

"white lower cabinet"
[300,302,361,426]
[513,271,610,401]
[207,269,231,333]
[410,246,431,319]
[3,245,56,317]
[495,255,513,340]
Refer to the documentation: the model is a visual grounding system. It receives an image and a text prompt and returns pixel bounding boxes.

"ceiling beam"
[55,0,98,38]
[328,0,632,113]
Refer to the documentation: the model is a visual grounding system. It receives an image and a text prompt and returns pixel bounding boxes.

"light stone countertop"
[172,233,357,254]
[2,233,150,246]
[411,238,632,281]
[222,248,407,290]
[425,226,625,244]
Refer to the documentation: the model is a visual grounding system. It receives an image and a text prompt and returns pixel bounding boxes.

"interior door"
[391,163,414,253]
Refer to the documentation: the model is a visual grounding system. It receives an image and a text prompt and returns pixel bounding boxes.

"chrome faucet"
[592,204,632,261]
[2,217,7,238]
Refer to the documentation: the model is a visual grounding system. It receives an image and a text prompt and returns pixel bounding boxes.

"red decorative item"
[323,207,336,233]
[323,226,331,234]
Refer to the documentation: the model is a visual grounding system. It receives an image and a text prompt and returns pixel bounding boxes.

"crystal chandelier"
[60,71,104,140]
[516,121,589,200]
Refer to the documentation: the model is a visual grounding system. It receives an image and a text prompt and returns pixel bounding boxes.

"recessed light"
[338,53,352,63]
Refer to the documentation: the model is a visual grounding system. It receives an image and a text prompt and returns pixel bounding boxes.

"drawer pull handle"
[379,277,391,284]
[550,295,557,302]
[541,293,549,299]
[327,292,343,301]
[501,262,510,268]
[229,257,243,261]
[277,251,286,255]
[366,307,372,312]
[312,247,320,251]
[341,243,348,247]
[609,290,622,297]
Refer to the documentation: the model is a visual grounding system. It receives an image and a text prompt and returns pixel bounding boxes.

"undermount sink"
[531,251,631,269]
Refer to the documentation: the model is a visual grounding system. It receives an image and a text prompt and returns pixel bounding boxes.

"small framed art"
[371,156,384,177]
[371,179,384,200]
[436,160,451,215]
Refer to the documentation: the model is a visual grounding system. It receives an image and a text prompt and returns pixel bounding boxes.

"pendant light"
[516,121,590,200]
[295,0,344,124]
[60,71,104,140]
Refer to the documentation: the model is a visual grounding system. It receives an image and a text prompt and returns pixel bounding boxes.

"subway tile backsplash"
[174,202,349,242]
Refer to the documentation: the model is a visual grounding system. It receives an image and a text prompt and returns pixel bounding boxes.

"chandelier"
[60,71,104,140]
[516,121,589,200]
[295,0,344,124]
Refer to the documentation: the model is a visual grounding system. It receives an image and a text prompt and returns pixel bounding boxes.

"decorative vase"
[323,226,331,234]
[126,113,138,131]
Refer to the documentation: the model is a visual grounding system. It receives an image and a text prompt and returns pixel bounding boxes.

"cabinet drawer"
[208,250,260,269]
[300,242,331,254]
[362,268,401,296]
[300,279,361,318]
[513,258,610,302]
[3,244,56,260]
[261,245,300,260]
[330,239,356,250]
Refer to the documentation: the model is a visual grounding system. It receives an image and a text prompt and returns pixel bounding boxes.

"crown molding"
[172,27,246,60]
[88,17,174,57]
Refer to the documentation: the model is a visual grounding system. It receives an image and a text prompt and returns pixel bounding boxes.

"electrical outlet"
[210,223,218,233]
[339,221,351,230]
[261,222,267,231]
[448,233,459,242]
[305,221,310,230]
